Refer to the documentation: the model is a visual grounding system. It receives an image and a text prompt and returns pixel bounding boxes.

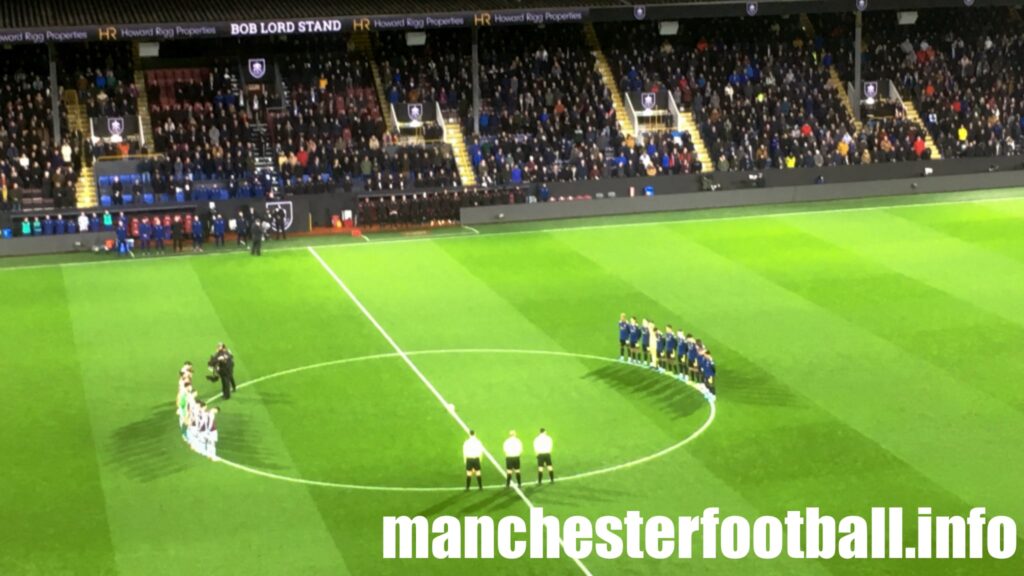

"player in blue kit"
[627,317,641,363]
[703,350,716,399]
[686,334,700,382]
[213,214,226,247]
[139,217,152,255]
[115,219,130,257]
[153,218,165,254]
[655,327,666,372]
[675,329,688,380]
[618,313,629,361]
[191,215,204,252]
[663,325,676,375]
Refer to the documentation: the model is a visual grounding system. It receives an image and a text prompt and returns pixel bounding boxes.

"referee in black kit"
[503,430,523,488]
[534,428,554,484]
[463,430,484,491]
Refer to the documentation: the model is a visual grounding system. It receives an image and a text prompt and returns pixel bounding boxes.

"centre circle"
[205,349,715,492]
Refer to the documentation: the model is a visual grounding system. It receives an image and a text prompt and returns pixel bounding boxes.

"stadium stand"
[468,25,623,185]
[59,42,138,119]
[272,36,460,193]
[861,7,1024,159]
[373,30,477,186]
[0,44,79,212]
[602,15,948,171]
[377,30,472,120]
[2,1,1021,224]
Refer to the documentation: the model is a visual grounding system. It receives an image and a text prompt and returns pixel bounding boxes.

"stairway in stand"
[64,90,97,209]
[830,67,863,132]
[249,122,278,195]
[902,101,943,160]
[582,23,634,138]
[677,111,711,173]
[132,41,155,151]
[351,31,394,134]
[443,120,476,187]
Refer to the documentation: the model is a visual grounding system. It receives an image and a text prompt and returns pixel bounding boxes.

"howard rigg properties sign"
[0,9,590,45]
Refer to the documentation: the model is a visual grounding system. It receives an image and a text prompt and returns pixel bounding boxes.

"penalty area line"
[306,246,594,576]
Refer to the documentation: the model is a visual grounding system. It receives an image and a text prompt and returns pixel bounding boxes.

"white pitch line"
[463,225,481,235]
[4,192,1023,273]
[360,234,371,242]
[306,246,594,576]
[202,348,715,492]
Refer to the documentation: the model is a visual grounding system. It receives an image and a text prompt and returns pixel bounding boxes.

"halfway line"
[306,246,594,576]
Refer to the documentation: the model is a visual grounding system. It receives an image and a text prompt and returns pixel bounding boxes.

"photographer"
[206,343,236,399]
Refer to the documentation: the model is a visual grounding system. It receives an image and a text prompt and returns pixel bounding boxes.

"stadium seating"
[59,42,138,118]
[468,25,622,185]
[0,44,79,212]
[377,30,472,118]
[861,7,1024,159]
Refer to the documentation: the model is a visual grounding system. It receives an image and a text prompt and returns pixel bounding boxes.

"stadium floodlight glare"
[897,11,918,25]
[659,21,680,36]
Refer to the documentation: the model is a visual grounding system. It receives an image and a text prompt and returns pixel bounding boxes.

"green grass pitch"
[2,189,1023,575]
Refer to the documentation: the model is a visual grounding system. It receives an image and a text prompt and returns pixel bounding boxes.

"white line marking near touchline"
[203,348,715,492]
[306,246,595,576]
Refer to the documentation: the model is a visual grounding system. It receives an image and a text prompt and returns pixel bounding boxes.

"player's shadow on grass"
[414,488,534,518]
[520,484,628,507]
[584,365,704,420]
[108,403,192,483]
[253,388,294,407]
[214,409,289,472]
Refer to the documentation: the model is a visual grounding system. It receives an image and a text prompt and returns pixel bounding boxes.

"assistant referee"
[463,430,484,491]
[534,428,554,484]
[503,430,523,488]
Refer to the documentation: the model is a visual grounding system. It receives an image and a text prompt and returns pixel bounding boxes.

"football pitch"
[2,188,1023,575]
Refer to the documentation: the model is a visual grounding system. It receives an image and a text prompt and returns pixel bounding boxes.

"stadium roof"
[0,0,1015,37]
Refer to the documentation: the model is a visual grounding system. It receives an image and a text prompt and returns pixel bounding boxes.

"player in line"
[662,324,676,375]
[176,360,221,460]
[618,313,630,361]
[615,314,717,400]
[627,316,641,363]
[186,399,220,460]
[503,430,523,488]
[177,363,194,442]
[463,430,484,491]
[534,428,554,484]
[462,429,556,489]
